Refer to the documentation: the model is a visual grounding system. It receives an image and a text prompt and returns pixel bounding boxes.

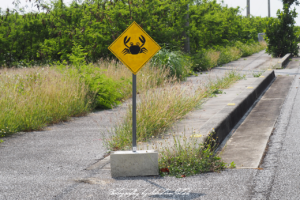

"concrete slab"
[221,76,294,168]
[110,150,158,177]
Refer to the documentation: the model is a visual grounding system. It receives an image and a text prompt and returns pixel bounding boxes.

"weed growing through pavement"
[229,161,236,169]
[252,71,263,77]
[158,131,226,178]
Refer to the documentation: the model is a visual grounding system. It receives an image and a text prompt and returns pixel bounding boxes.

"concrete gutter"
[200,70,276,145]
[275,53,292,68]
[221,76,294,168]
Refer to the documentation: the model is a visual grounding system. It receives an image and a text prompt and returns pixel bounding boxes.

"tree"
[281,0,300,6]
[265,4,299,57]
[265,1,299,57]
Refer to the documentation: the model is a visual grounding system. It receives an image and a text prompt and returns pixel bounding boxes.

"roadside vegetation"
[158,134,226,178]
[0,0,271,67]
[104,70,244,151]
[104,70,243,177]
[0,0,269,176]
[0,67,91,136]
[0,44,183,137]
[193,41,267,71]
[265,0,300,57]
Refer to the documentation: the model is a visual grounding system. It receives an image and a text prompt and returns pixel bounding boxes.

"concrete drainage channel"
[87,54,294,176]
[220,75,294,168]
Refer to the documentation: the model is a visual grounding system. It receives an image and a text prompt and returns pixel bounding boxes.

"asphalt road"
[1,54,300,200]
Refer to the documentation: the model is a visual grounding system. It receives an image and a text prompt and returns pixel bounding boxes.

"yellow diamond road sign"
[108,21,161,74]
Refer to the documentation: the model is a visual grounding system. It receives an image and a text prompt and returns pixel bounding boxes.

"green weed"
[252,71,263,77]
[229,161,236,169]
[158,133,226,178]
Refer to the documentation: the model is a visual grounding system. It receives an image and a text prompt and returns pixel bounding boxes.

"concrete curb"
[201,70,276,145]
[86,71,277,173]
[275,53,292,68]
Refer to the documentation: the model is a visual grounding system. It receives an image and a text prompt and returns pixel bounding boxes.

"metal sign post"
[132,74,137,152]
[108,21,161,153]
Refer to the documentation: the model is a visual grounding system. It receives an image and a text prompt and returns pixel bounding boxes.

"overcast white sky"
[1,0,300,25]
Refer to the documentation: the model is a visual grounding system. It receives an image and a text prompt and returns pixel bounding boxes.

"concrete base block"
[110,150,159,178]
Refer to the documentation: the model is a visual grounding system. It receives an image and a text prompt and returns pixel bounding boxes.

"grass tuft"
[158,133,226,178]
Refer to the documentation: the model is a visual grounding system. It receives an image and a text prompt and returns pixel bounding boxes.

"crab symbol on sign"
[122,35,148,55]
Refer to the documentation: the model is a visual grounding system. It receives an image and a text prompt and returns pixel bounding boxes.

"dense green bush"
[265,3,299,57]
[151,48,192,80]
[189,1,269,50]
[0,0,272,67]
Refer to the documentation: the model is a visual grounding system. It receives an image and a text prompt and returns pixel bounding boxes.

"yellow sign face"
[108,21,161,74]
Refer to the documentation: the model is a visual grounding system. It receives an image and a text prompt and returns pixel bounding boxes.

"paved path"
[2,51,299,200]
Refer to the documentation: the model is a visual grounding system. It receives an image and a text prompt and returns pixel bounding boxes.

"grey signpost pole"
[247,0,250,17]
[132,74,137,152]
[268,0,270,17]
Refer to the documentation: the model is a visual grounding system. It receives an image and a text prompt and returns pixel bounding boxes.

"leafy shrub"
[151,48,192,80]
[265,4,299,57]
[56,43,123,109]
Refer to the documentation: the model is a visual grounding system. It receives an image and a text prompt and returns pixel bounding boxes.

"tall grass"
[193,41,267,71]
[236,41,267,57]
[105,70,244,151]
[0,62,175,137]
[0,67,91,137]
[95,60,174,100]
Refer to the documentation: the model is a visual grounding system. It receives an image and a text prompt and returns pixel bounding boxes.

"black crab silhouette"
[122,35,148,55]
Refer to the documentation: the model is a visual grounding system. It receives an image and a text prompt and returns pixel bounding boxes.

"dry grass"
[0,67,91,136]
[104,70,244,151]
[197,41,267,71]
[230,46,242,60]
[205,50,220,69]
[94,59,173,100]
